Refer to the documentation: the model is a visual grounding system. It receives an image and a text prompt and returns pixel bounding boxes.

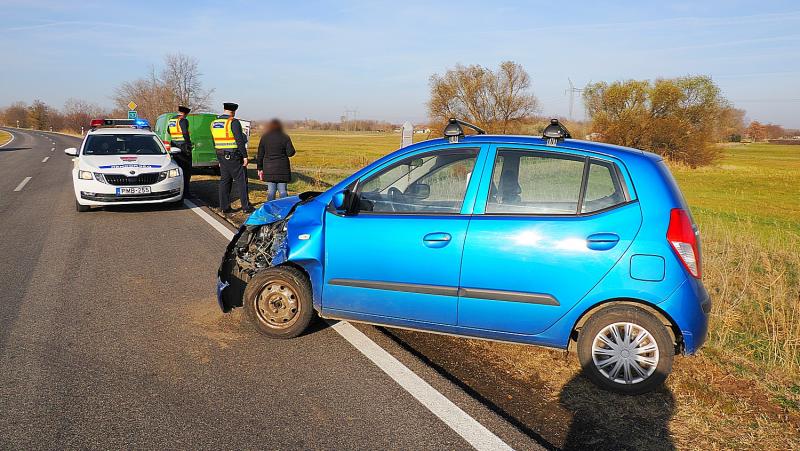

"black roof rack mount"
[443,118,486,143]
[542,118,571,146]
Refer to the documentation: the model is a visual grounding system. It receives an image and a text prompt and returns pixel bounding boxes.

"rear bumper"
[659,278,711,354]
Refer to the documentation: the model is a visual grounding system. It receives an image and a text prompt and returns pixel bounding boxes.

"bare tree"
[27,99,51,130]
[112,53,213,123]
[62,98,109,132]
[1,101,29,127]
[161,53,213,110]
[428,61,539,133]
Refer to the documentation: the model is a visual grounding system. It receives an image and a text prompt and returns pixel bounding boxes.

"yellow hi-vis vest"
[210,117,237,150]
[167,116,186,143]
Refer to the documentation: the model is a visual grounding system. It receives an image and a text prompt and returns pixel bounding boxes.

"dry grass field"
[0,130,12,146]
[193,131,800,449]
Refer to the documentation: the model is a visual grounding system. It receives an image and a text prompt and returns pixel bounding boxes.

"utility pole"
[565,78,584,121]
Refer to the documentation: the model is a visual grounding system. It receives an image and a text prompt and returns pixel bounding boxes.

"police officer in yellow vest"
[211,102,253,214]
[168,105,192,196]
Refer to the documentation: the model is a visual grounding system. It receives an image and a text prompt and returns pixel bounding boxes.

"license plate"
[116,186,151,195]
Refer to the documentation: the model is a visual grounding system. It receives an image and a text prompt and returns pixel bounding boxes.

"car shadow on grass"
[558,371,675,450]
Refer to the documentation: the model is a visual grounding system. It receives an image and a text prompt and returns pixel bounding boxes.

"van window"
[487,150,584,214]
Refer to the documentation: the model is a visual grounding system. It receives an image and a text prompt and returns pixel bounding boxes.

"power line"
[565,78,584,120]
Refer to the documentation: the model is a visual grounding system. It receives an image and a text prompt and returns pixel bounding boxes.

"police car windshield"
[83,134,165,156]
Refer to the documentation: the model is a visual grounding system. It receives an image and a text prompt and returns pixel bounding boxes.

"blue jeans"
[267,182,287,201]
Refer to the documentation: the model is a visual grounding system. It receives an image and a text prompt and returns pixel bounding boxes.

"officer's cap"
[223,102,239,112]
[178,106,191,114]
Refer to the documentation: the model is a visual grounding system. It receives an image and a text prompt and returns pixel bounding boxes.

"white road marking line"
[50,147,55,151]
[183,198,513,451]
[14,177,32,192]
[332,322,513,451]
[183,199,235,240]
[42,157,49,163]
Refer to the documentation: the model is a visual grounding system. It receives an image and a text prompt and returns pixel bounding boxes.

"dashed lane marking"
[42,157,49,163]
[182,198,514,451]
[14,177,32,192]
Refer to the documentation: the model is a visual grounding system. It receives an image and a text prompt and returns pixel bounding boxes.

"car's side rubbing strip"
[328,279,459,297]
[328,279,559,306]
[458,288,560,306]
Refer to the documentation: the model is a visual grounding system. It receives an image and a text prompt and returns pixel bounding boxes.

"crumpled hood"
[80,154,173,172]
[244,195,302,226]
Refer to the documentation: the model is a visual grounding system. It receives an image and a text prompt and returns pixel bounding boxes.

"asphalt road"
[0,128,541,450]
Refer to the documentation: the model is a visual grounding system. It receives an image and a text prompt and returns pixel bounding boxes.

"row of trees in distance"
[1,57,797,167]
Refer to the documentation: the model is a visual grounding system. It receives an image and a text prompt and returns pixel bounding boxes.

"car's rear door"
[322,145,488,325]
[457,145,642,335]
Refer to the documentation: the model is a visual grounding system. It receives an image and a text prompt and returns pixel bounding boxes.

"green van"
[155,113,253,172]
[155,112,219,171]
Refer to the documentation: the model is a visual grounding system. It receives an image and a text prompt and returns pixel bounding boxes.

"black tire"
[243,266,314,339]
[76,200,90,212]
[577,305,674,395]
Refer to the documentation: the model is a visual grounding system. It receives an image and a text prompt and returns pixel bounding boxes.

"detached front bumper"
[217,226,247,312]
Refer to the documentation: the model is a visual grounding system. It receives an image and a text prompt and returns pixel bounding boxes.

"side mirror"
[64,148,78,157]
[332,190,356,214]
[405,183,430,199]
[169,147,182,154]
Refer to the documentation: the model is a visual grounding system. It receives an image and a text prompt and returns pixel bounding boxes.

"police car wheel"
[243,266,314,339]
[577,305,673,395]
[75,200,90,212]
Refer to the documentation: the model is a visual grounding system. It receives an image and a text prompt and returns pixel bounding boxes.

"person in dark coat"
[256,119,296,201]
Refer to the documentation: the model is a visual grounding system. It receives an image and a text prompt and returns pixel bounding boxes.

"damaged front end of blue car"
[216,193,321,312]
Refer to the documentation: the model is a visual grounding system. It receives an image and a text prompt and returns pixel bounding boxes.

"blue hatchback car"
[217,119,710,394]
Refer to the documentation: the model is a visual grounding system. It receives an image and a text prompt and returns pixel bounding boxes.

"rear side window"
[487,150,584,214]
[486,149,628,215]
[582,160,626,213]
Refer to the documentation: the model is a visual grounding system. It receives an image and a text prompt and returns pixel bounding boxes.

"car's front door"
[322,146,485,325]
[457,145,642,335]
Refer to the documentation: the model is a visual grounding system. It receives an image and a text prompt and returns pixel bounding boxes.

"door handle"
[586,233,620,251]
[423,232,452,248]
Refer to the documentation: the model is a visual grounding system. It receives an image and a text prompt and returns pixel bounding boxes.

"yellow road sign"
[127,101,137,110]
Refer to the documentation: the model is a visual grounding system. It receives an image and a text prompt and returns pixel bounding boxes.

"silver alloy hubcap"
[591,322,659,384]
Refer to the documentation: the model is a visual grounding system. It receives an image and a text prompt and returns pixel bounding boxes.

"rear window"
[82,134,165,156]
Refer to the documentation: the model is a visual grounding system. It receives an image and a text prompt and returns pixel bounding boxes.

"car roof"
[87,128,156,136]
[398,134,662,162]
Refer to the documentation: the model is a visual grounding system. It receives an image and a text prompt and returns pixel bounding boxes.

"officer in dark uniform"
[168,105,193,196]
[210,102,253,214]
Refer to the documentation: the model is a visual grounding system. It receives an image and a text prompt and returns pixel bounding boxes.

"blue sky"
[2,0,799,127]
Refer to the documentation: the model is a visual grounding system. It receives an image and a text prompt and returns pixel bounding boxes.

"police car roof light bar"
[89,118,150,131]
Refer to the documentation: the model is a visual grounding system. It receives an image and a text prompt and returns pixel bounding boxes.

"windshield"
[82,134,166,156]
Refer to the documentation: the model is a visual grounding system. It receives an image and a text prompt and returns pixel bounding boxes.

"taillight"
[667,208,701,278]
[163,140,171,151]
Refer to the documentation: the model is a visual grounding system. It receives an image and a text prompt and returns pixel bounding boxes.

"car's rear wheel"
[76,200,90,212]
[577,305,673,395]
[243,266,314,339]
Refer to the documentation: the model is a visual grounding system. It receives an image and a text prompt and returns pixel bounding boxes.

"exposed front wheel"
[243,266,314,339]
[577,305,674,395]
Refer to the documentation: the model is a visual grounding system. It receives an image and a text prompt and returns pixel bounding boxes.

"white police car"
[65,119,184,212]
